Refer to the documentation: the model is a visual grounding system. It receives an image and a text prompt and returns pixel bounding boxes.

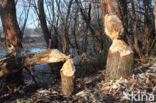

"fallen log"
[0,49,76,96]
[0,49,70,77]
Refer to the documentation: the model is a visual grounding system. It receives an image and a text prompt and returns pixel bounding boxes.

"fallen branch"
[0,49,70,78]
[0,49,76,96]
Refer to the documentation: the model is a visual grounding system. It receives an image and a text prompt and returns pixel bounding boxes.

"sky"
[0,0,38,29]
[0,0,155,29]
[16,0,39,29]
[15,0,156,29]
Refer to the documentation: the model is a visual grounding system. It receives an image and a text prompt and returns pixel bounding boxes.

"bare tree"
[118,0,128,40]
[20,0,31,34]
[38,0,58,49]
[130,0,144,59]
[0,0,24,85]
[56,0,73,53]
[154,0,156,34]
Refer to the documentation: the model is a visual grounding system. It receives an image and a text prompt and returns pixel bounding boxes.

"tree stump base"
[105,39,134,81]
[60,59,76,96]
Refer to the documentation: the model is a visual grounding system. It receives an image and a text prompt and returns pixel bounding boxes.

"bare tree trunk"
[130,0,144,59]
[119,0,128,30]
[118,0,137,57]
[143,0,150,57]
[154,0,156,33]
[1,0,24,85]
[38,0,58,49]
[72,7,79,54]
[21,0,30,35]
[76,0,96,37]
[119,0,128,41]
[38,0,61,75]
[56,0,73,53]
[100,0,134,81]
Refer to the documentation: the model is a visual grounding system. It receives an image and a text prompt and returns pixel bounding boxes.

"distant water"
[0,50,6,57]
[0,47,47,57]
[25,47,47,53]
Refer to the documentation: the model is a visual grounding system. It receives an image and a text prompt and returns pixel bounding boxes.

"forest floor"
[0,38,155,103]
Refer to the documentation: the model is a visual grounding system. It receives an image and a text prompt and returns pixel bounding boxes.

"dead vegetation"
[0,0,156,102]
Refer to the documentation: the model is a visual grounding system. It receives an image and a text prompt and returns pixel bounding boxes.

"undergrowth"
[76,50,108,77]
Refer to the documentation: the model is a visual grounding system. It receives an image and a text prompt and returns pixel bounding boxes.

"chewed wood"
[109,39,133,57]
[0,49,71,78]
[103,3,134,81]
[60,59,76,77]
[104,14,124,40]
[0,49,76,96]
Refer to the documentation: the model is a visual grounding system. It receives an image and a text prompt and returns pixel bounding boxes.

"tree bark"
[143,0,150,56]
[38,0,58,49]
[119,0,128,41]
[105,39,134,81]
[1,0,23,84]
[154,0,156,33]
[1,0,23,47]
[130,0,144,59]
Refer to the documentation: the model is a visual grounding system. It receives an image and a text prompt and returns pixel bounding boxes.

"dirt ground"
[0,38,155,103]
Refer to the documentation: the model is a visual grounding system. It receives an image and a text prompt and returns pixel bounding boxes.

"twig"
[113,86,121,96]
[24,67,38,86]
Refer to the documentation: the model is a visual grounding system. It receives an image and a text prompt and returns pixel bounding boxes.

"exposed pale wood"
[100,0,134,81]
[0,49,76,96]
[105,42,134,81]
[0,49,70,78]
[104,14,134,81]
[0,0,8,8]
[104,14,124,40]
[109,39,133,57]
[100,0,119,15]
[60,59,76,96]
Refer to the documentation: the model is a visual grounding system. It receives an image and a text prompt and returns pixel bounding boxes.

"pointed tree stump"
[104,14,134,81]
[100,0,134,82]
[100,0,134,81]
[60,59,76,96]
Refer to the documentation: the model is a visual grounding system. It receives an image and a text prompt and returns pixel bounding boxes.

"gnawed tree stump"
[103,13,134,81]
[60,59,76,96]
[105,39,134,81]
[104,14,124,40]
[0,49,76,96]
